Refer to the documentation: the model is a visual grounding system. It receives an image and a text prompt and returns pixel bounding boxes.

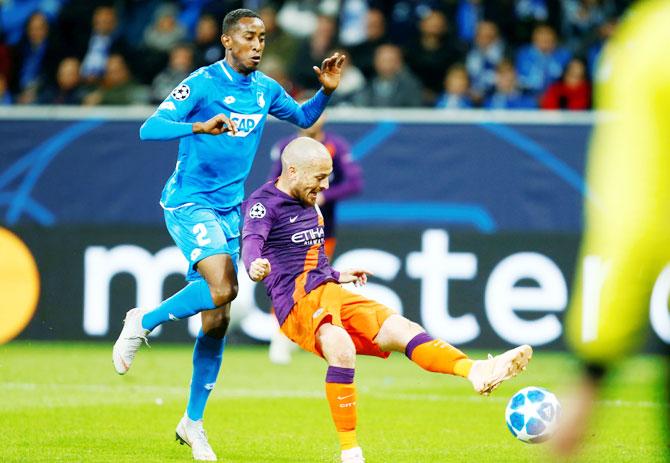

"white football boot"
[268,329,297,365]
[468,345,533,395]
[112,308,150,374]
[176,415,217,461]
[341,446,365,463]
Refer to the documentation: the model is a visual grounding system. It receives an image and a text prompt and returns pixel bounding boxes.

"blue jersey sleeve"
[139,72,208,140]
[268,80,330,128]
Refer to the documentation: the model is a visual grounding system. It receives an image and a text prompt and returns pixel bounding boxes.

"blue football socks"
[186,330,225,421]
[139,279,224,421]
[141,279,216,331]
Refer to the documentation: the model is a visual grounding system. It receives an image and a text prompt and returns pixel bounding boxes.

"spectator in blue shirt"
[9,11,62,103]
[466,20,505,101]
[515,23,571,96]
[80,6,128,85]
[484,59,537,109]
[435,63,473,109]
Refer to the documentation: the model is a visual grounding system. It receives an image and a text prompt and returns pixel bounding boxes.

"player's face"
[295,158,332,206]
[222,17,266,74]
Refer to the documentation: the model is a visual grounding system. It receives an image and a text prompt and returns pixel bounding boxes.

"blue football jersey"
[140,59,329,210]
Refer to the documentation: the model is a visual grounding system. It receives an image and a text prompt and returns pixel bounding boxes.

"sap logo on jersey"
[228,113,263,137]
[292,227,325,245]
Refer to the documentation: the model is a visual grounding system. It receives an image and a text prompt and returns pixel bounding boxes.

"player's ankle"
[453,358,474,378]
[338,430,358,450]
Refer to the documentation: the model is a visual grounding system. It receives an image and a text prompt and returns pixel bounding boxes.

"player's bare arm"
[337,268,371,287]
[249,258,271,282]
[313,52,346,95]
[192,113,238,136]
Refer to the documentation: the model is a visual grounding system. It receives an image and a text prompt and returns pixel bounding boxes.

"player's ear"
[221,33,231,50]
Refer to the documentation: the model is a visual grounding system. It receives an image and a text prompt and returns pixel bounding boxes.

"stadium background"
[3,108,670,352]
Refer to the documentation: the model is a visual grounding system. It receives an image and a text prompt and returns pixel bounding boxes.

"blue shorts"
[164,204,240,282]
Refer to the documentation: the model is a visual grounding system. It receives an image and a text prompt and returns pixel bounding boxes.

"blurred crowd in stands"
[0,0,632,109]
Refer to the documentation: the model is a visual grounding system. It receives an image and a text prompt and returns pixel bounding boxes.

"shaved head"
[276,137,333,206]
[281,137,331,171]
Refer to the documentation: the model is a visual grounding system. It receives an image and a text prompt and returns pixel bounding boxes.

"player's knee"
[331,344,356,368]
[319,326,356,368]
[209,282,238,307]
[376,315,423,352]
[407,320,424,336]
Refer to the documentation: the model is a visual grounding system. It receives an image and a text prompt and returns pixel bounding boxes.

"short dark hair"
[222,9,261,34]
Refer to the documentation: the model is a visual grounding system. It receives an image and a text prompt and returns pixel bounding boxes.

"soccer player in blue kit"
[111,9,345,461]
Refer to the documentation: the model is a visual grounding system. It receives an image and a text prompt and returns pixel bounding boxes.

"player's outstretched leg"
[318,323,365,463]
[112,278,216,374]
[375,314,532,395]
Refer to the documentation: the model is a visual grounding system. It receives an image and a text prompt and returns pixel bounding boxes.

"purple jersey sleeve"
[241,196,275,273]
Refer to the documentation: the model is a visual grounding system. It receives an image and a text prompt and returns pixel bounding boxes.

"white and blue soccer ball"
[505,386,561,443]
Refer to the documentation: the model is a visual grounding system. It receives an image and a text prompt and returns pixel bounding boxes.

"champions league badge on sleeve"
[172,84,191,101]
[249,202,266,219]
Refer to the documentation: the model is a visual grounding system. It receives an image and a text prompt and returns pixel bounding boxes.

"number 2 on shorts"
[193,223,212,246]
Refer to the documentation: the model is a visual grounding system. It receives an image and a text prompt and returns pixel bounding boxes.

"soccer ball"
[505,386,561,443]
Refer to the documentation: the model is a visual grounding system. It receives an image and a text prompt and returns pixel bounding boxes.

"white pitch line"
[1,382,667,409]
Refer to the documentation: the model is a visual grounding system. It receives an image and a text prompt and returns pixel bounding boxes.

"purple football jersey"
[242,181,340,324]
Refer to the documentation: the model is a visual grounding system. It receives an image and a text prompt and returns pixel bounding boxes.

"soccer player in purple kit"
[267,111,363,364]
[242,137,533,463]
[111,9,345,461]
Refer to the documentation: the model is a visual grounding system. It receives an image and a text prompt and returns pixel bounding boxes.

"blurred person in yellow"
[556,0,670,457]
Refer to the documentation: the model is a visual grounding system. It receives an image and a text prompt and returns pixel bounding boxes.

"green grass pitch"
[0,341,667,462]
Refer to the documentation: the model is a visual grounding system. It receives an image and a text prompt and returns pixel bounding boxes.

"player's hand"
[249,258,271,282]
[338,268,372,287]
[314,52,345,96]
[193,114,237,136]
